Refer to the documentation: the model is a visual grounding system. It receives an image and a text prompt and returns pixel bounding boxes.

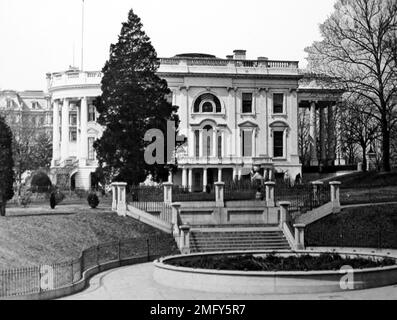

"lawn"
[0,204,178,269]
[333,170,397,188]
[306,204,397,249]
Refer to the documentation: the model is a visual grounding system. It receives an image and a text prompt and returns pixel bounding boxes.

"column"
[221,131,225,157]
[238,168,242,181]
[232,167,237,181]
[80,97,88,163]
[309,101,318,166]
[199,130,203,157]
[319,107,327,166]
[182,168,188,188]
[327,104,336,166]
[60,99,69,161]
[252,129,256,157]
[203,168,208,192]
[212,129,217,157]
[52,100,60,164]
[168,170,173,183]
[218,168,222,182]
[188,169,193,192]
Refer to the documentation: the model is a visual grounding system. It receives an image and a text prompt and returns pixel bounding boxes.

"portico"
[48,69,103,190]
[298,87,343,167]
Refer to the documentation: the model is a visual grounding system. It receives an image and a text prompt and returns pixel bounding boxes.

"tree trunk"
[362,145,367,172]
[381,118,391,172]
[0,202,5,217]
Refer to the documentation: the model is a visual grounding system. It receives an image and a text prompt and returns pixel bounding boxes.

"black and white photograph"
[0,0,397,307]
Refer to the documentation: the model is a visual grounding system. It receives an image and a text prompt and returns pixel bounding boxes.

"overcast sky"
[0,0,336,91]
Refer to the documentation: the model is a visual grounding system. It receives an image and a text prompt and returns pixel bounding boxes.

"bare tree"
[305,0,397,171]
[339,94,380,169]
[298,109,311,165]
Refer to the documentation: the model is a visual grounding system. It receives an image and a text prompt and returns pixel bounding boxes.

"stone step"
[191,242,289,247]
[190,246,291,253]
[191,232,283,236]
[192,234,284,239]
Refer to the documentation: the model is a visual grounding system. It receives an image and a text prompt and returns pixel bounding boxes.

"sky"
[0,0,336,91]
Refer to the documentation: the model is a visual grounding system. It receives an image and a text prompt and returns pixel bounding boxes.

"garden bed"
[165,252,395,272]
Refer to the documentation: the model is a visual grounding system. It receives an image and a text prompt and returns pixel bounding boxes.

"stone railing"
[159,58,299,69]
[281,182,342,250]
[47,70,102,90]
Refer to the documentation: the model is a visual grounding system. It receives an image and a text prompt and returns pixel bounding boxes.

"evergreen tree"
[94,9,179,185]
[0,116,15,216]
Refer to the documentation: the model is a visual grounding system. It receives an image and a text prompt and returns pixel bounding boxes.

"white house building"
[47,68,103,190]
[47,51,342,191]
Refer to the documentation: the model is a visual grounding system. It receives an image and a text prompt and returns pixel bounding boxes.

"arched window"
[193,93,222,113]
[202,101,213,113]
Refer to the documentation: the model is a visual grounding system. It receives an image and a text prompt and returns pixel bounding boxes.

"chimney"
[233,50,246,60]
[258,57,268,61]
[226,55,234,60]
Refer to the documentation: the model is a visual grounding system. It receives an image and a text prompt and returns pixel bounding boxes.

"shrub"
[20,191,32,208]
[31,172,52,192]
[87,193,99,209]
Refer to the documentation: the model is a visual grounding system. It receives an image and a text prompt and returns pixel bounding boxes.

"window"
[273,131,284,157]
[32,101,39,109]
[217,135,222,158]
[69,112,77,126]
[242,93,253,114]
[242,131,253,157]
[88,105,96,122]
[273,93,284,114]
[202,102,213,113]
[88,137,95,160]
[193,93,222,113]
[195,130,200,157]
[69,128,77,142]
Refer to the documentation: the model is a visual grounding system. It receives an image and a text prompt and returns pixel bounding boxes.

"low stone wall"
[153,250,397,294]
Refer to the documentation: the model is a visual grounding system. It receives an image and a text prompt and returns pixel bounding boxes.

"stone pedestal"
[279,201,291,228]
[163,183,173,204]
[293,224,306,250]
[214,182,225,208]
[329,181,341,213]
[265,182,275,207]
[180,224,191,254]
[366,152,377,171]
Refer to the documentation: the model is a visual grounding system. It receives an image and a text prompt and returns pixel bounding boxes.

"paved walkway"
[62,261,397,300]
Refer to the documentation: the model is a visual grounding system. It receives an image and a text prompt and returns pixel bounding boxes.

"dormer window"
[193,93,222,113]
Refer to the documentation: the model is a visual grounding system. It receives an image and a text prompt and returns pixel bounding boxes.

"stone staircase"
[189,228,291,253]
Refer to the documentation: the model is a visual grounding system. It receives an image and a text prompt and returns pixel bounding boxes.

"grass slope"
[0,206,177,269]
[333,171,397,188]
[306,204,397,249]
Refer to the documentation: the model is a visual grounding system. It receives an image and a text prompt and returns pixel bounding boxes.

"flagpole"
[81,0,85,71]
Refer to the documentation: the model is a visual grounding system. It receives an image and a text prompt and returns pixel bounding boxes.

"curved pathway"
[62,261,397,300]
